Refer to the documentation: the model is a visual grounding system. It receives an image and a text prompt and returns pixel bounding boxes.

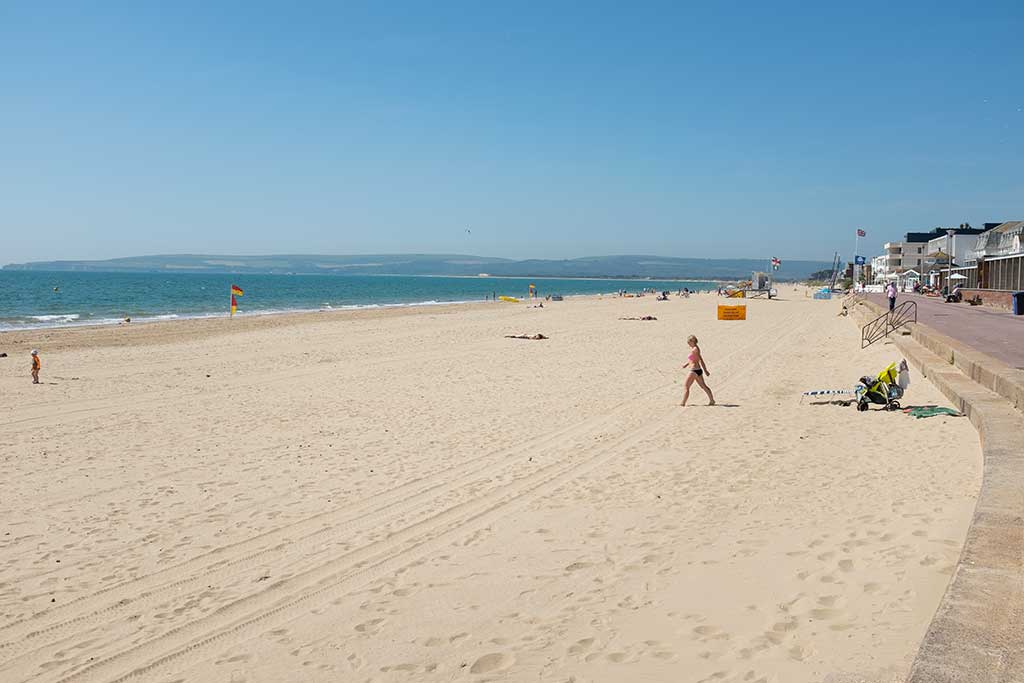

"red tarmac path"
[864,292,1024,368]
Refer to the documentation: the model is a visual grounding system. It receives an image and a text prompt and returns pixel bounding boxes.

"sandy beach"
[0,291,981,683]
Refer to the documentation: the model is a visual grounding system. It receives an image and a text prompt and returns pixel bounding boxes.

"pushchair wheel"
[857,401,868,412]
[888,401,901,411]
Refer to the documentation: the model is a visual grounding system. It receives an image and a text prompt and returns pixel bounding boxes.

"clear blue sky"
[2,1,1021,265]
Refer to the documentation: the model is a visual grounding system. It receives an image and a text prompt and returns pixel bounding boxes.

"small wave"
[1,298,490,332]
[30,314,81,322]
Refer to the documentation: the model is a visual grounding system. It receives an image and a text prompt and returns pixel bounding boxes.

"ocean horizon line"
[2,252,831,283]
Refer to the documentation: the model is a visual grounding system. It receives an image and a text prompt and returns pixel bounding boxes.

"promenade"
[865,292,1024,368]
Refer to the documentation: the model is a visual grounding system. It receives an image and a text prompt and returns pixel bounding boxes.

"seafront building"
[871,254,888,281]
[868,221,1024,307]
[877,237,927,281]
[872,226,987,286]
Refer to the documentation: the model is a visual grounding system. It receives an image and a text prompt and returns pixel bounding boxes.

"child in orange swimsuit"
[31,349,41,384]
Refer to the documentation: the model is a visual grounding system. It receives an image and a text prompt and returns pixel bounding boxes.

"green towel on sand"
[905,406,961,419]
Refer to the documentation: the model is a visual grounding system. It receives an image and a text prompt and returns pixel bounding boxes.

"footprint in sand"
[469,652,513,674]
[809,608,842,620]
[354,618,385,634]
[788,644,813,661]
[568,638,595,655]
[771,618,799,633]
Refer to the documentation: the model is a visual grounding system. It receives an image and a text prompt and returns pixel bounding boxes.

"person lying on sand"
[619,316,657,321]
[505,333,548,340]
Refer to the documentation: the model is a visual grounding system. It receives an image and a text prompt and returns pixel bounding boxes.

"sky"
[2,1,1022,265]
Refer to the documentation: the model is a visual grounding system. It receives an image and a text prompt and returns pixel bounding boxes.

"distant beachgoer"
[31,349,41,384]
[681,335,714,407]
[886,282,898,311]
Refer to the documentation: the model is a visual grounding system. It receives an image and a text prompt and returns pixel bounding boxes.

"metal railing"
[861,300,917,349]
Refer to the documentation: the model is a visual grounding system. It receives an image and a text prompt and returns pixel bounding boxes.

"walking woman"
[886,281,898,311]
[681,335,715,406]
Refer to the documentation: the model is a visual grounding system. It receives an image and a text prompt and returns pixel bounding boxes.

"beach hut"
[898,269,920,291]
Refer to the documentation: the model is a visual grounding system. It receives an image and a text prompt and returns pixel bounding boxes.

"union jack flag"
[857,229,866,237]
[771,257,781,270]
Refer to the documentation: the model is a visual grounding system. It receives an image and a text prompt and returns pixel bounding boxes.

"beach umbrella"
[949,273,968,280]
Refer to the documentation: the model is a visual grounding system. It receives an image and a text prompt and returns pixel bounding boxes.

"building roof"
[984,221,1024,235]
[974,221,1024,256]
[905,226,988,242]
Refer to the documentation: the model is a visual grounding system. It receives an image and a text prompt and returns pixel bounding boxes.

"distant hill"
[2,253,833,281]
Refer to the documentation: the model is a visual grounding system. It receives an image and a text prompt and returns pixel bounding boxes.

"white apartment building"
[881,240,927,274]
[871,254,889,282]
[871,225,995,288]
[925,232,980,267]
[970,221,1024,259]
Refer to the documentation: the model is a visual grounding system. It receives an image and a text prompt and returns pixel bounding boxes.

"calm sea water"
[0,271,714,331]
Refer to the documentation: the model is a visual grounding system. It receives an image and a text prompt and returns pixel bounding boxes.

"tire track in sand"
[4,305,811,682]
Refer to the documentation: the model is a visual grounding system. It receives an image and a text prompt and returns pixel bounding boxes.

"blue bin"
[1013,291,1024,315]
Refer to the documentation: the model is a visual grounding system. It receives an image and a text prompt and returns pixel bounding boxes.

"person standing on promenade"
[30,349,41,384]
[681,335,715,407]
[886,281,898,312]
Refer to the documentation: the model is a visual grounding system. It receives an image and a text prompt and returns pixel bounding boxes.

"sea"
[0,271,715,332]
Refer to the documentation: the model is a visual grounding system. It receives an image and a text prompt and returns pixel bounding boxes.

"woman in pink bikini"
[681,335,715,406]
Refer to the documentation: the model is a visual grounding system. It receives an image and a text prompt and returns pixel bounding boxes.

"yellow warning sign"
[717,305,747,321]
[727,290,746,298]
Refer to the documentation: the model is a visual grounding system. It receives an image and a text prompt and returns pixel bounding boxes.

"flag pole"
[855,233,859,286]
[853,231,860,289]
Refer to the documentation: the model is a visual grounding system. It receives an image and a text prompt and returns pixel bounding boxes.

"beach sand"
[0,290,981,682]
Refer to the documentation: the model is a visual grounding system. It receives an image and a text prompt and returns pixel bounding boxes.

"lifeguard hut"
[745,271,775,298]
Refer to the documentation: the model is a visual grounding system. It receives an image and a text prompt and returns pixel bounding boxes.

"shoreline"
[3,290,704,352]
[0,273,724,335]
[0,298,500,352]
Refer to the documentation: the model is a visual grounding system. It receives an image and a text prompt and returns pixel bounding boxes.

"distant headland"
[3,254,832,281]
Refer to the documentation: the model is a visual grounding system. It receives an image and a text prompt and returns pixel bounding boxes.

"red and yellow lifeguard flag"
[230,285,243,316]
